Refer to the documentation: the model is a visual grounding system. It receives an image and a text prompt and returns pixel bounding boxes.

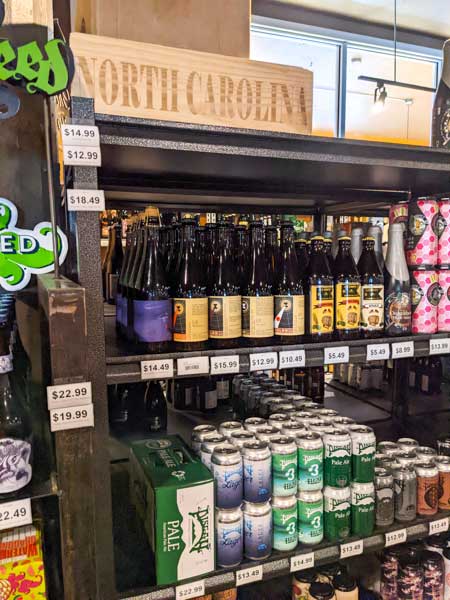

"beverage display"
[296,431,324,492]
[306,235,334,342]
[243,500,272,560]
[432,39,450,149]
[212,445,243,509]
[410,268,442,334]
[270,436,298,497]
[323,486,351,542]
[351,482,375,537]
[349,426,376,483]
[272,494,297,552]
[323,431,351,488]
[216,507,243,568]
[393,466,417,522]
[297,489,324,545]
[416,462,439,516]
[374,467,395,527]
[242,440,272,503]
[358,236,385,337]
[384,223,412,336]
[334,234,361,340]
[406,197,439,267]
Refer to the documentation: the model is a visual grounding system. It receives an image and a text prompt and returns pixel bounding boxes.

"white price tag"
[176,580,205,600]
[141,359,174,380]
[290,552,315,572]
[385,529,407,547]
[279,349,306,369]
[366,343,390,362]
[430,338,450,355]
[47,381,92,410]
[429,518,449,535]
[340,539,363,559]
[324,346,349,365]
[236,565,263,587]
[210,355,240,375]
[177,356,209,377]
[61,124,100,147]
[50,403,94,432]
[249,352,278,372]
[391,341,414,359]
[0,499,32,531]
[63,145,102,167]
[67,189,105,212]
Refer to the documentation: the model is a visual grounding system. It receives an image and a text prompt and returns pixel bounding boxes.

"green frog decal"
[0,197,67,291]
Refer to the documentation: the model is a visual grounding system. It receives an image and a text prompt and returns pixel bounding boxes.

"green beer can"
[297,489,323,545]
[323,431,351,488]
[272,495,298,551]
[270,435,298,497]
[350,426,376,483]
[351,482,375,537]
[324,485,351,542]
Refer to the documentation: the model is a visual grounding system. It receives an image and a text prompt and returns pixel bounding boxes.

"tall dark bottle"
[143,382,167,432]
[127,218,147,340]
[208,222,241,349]
[358,236,384,338]
[323,231,334,271]
[274,221,305,344]
[334,234,361,341]
[306,235,334,342]
[103,221,124,305]
[116,217,137,336]
[234,225,249,291]
[294,235,309,277]
[173,218,208,351]
[384,223,412,336]
[432,40,450,148]
[265,225,278,290]
[242,221,274,346]
[133,218,172,352]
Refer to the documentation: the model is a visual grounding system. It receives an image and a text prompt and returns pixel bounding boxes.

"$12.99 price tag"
[385,529,407,547]
[249,352,278,372]
[50,403,94,432]
[46,381,92,410]
[324,346,349,365]
[210,355,240,375]
[340,539,363,559]
[141,359,174,380]
[175,579,205,600]
[279,349,306,370]
[0,498,32,531]
[63,146,102,167]
[236,565,263,586]
[291,552,314,572]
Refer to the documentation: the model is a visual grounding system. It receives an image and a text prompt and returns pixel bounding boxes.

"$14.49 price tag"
[430,338,450,355]
[429,518,449,535]
[141,359,174,380]
[391,340,414,359]
[0,498,32,531]
[67,189,105,212]
[367,343,390,362]
[340,539,363,559]
[291,552,314,572]
[385,529,407,547]
[61,124,100,146]
[236,565,263,586]
[249,352,278,372]
[324,346,349,365]
[46,381,92,410]
[50,403,94,432]
[175,579,205,600]
[279,349,306,370]
[210,355,240,375]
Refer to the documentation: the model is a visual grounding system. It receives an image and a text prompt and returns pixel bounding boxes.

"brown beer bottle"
[334,233,361,341]
[306,235,334,342]
[358,236,384,338]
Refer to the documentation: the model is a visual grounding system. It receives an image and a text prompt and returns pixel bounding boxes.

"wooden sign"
[70,33,313,135]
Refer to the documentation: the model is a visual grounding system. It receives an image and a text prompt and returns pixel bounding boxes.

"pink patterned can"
[437,198,450,266]
[406,197,439,267]
[410,269,442,334]
[438,267,450,332]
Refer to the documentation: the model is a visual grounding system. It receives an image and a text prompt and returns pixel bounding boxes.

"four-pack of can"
[351,482,375,537]
[416,462,439,516]
[243,500,272,560]
[422,549,444,600]
[438,267,450,332]
[216,507,243,568]
[407,196,439,266]
[242,440,272,503]
[212,445,243,509]
[270,436,298,497]
[393,466,417,522]
[410,268,442,334]
[297,432,324,492]
[350,426,376,483]
[323,486,351,542]
[323,431,352,488]
[438,198,450,266]
[297,490,324,545]
[272,495,298,552]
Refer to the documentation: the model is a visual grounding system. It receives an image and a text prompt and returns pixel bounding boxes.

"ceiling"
[277,0,450,37]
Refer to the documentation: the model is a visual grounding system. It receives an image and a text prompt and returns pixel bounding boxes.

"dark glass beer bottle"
[234,225,249,291]
[103,221,124,305]
[358,236,384,338]
[274,221,305,344]
[432,39,450,148]
[334,233,361,341]
[127,218,148,340]
[295,234,309,277]
[384,223,412,336]
[323,231,334,271]
[265,224,278,290]
[306,235,334,342]
[116,218,134,335]
[144,382,167,432]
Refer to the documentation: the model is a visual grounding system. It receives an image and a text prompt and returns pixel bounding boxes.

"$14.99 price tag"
[385,529,407,547]
[391,340,414,359]
[367,343,390,362]
[67,189,105,212]
[279,349,306,370]
[340,539,363,559]
[61,124,100,146]
[291,552,314,572]
[430,338,450,355]
[0,499,32,531]
[46,382,92,410]
[236,565,263,586]
[210,355,240,375]
[429,518,449,535]
[249,352,278,372]
[175,579,205,600]
[50,403,94,432]
[324,346,349,365]
[141,359,174,380]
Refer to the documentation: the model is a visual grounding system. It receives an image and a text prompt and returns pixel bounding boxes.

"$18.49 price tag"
[236,565,263,586]
[50,403,94,432]
[141,359,174,380]
[67,189,105,212]
[324,346,349,365]
[0,499,32,531]
[279,349,306,370]
[249,352,278,372]
[385,529,407,547]
[61,124,100,146]
[430,338,450,355]
[210,355,240,375]
[367,343,390,362]
[391,340,414,359]
[429,518,449,535]
[46,382,92,409]
[291,552,314,572]
[340,539,363,559]
[175,579,205,600]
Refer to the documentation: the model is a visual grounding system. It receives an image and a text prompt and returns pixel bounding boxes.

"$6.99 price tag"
[340,539,363,559]
[236,565,263,586]
[385,529,407,547]
[176,579,205,600]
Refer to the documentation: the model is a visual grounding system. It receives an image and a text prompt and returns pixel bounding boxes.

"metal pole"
[43,96,60,279]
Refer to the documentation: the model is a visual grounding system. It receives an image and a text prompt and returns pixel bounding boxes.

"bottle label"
[0,354,13,374]
[133,299,172,343]
[107,274,119,302]
[336,282,360,330]
[216,380,230,401]
[209,296,242,339]
[205,389,217,410]
[274,295,305,336]
[385,291,411,333]
[173,298,208,342]
[242,296,274,338]
[309,285,334,335]
[361,284,384,331]
[0,438,32,493]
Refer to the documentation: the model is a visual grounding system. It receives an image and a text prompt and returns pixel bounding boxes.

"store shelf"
[0,477,60,505]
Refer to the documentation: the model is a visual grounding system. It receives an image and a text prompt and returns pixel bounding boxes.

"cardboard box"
[130,435,215,586]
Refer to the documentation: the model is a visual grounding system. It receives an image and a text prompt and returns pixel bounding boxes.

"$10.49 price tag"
[385,529,407,547]
[291,552,314,572]
[279,349,306,370]
[67,189,105,212]
[430,338,450,355]
[367,343,390,362]
[340,539,363,559]
[391,340,414,359]
[175,579,205,600]
[249,352,278,372]
[46,381,92,409]
[324,346,349,365]
[236,565,263,587]
[50,403,94,432]
[141,359,174,380]
[210,355,240,375]
[0,498,32,531]
[429,518,449,535]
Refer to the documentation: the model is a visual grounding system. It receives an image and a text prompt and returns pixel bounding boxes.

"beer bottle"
[306,235,334,342]
[350,227,364,265]
[358,236,384,338]
[205,222,217,290]
[294,234,309,276]
[368,224,385,270]
[242,220,274,346]
[334,233,361,340]
[209,222,241,349]
[198,378,218,414]
[195,225,207,276]
[133,217,172,353]
[103,221,124,305]
[432,39,450,148]
[384,223,412,336]
[166,222,181,285]
[265,224,278,290]
[144,382,167,432]
[127,217,148,340]
[274,220,305,344]
[323,231,334,271]
[234,224,249,291]
[305,232,312,256]
[173,218,208,351]
[116,218,135,335]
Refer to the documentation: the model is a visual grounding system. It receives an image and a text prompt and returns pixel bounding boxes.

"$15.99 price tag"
[429,518,449,535]
[175,579,205,600]
[430,338,450,355]
[0,499,32,531]
[385,529,407,547]
[50,403,94,432]
[291,552,314,572]
[236,565,263,586]
[210,355,240,375]
[141,359,174,380]
[367,343,390,362]
[324,346,349,365]
[391,340,414,359]
[67,189,105,212]
[279,349,306,370]
[249,352,278,372]
[340,539,363,559]
[46,381,92,410]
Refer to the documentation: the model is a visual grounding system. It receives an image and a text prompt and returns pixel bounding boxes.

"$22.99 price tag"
[236,565,263,586]
[385,528,407,547]
[0,499,32,531]
[279,349,306,370]
[175,579,205,600]
[429,518,449,535]
[210,355,240,375]
[340,539,363,559]
[249,352,278,372]
[50,404,94,432]
[141,359,174,380]
[324,346,349,365]
[291,552,314,572]
[46,382,92,410]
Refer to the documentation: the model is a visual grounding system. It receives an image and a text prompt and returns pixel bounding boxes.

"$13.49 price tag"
[141,359,174,380]
[236,565,263,586]
[67,189,105,212]
[63,146,102,167]
[210,355,240,375]
[249,352,278,372]
[324,346,349,365]
[50,403,94,432]
[175,579,205,600]
[430,338,450,355]
[61,124,100,146]
[279,349,306,370]
[291,552,314,572]
[0,498,32,531]
[46,381,92,410]
[429,518,449,535]
[385,529,407,547]
[367,343,390,362]
[391,340,414,359]
[340,539,363,559]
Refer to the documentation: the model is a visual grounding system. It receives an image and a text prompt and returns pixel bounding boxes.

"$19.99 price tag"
[429,518,449,535]
[141,359,174,380]
[324,346,349,365]
[175,579,205,600]
[291,552,314,572]
[236,565,263,586]
[67,189,105,212]
[210,355,240,375]
[46,381,92,410]
[50,403,94,432]
[0,499,32,531]
[391,340,414,359]
[279,349,306,370]
[340,539,363,559]
[367,343,390,362]
[385,528,407,547]
[249,352,278,372]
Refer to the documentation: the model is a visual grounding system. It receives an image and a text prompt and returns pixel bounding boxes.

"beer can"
[378,441,400,457]
[333,416,356,432]
[242,440,271,503]
[436,455,450,511]
[268,413,291,431]
[438,267,450,332]
[410,269,441,334]
[192,424,217,454]
[297,489,324,545]
[218,421,243,440]
[398,555,424,600]
[375,467,394,527]
[244,417,266,434]
[444,547,450,600]
[425,533,450,555]
[393,466,417,522]
[351,482,375,537]
[242,384,262,419]
[316,409,339,419]
[229,430,255,450]
[310,423,335,435]
[270,435,298,497]
[396,451,418,468]
[212,444,243,509]
[416,446,437,463]
[277,403,296,415]
[303,402,322,411]
[243,500,272,560]
[438,198,450,266]
[416,462,439,516]
[255,425,280,444]
[216,507,243,568]
[269,398,287,415]
[200,434,227,470]
[323,486,351,542]
[406,196,439,266]
[422,549,444,600]
[258,392,277,419]
[272,495,298,552]
[296,431,324,492]
[438,436,450,457]
[232,375,248,403]
[308,582,336,599]
[323,431,352,488]
[397,438,419,452]
[281,422,306,438]
[292,569,317,600]
[349,426,376,483]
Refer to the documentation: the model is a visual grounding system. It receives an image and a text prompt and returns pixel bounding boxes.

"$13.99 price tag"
[141,359,174,380]
[291,552,314,572]
[67,189,105,212]
[50,403,94,432]
[430,338,450,355]
[279,349,306,370]
[210,355,240,375]
[175,579,205,600]
[324,346,349,365]
[367,343,390,362]
[385,529,407,547]
[391,340,414,359]
[249,352,278,372]
[0,499,32,531]
[429,518,449,535]
[46,381,92,409]
[61,124,100,146]
[236,565,263,586]
[340,539,363,559]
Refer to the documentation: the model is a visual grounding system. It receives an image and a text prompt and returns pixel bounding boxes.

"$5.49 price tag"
[50,403,94,432]
[391,340,414,359]
[67,189,105,212]
[175,579,205,600]
[291,552,315,572]
[0,499,32,531]
[210,355,240,375]
[430,338,450,355]
[367,343,390,362]
[141,359,174,380]
[236,565,263,587]
[385,529,407,547]
[324,346,349,365]
[279,349,306,370]
[61,124,100,146]
[429,518,449,535]
[249,352,278,372]
[46,381,92,410]
[340,539,363,559]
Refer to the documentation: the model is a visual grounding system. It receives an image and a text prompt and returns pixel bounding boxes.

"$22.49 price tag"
[340,539,363,559]
[291,552,314,572]
[236,565,263,586]
[279,349,306,370]
[0,499,32,531]
[391,340,414,359]
[175,579,205,600]
[249,352,278,372]
[46,381,92,410]
[324,346,349,365]
[141,359,174,380]
[50,403,94,432]
[429,518,449,535]
[385,528,407,547]
[67,189,105,212]
[210,355,240,375]
[366,343,390,362]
